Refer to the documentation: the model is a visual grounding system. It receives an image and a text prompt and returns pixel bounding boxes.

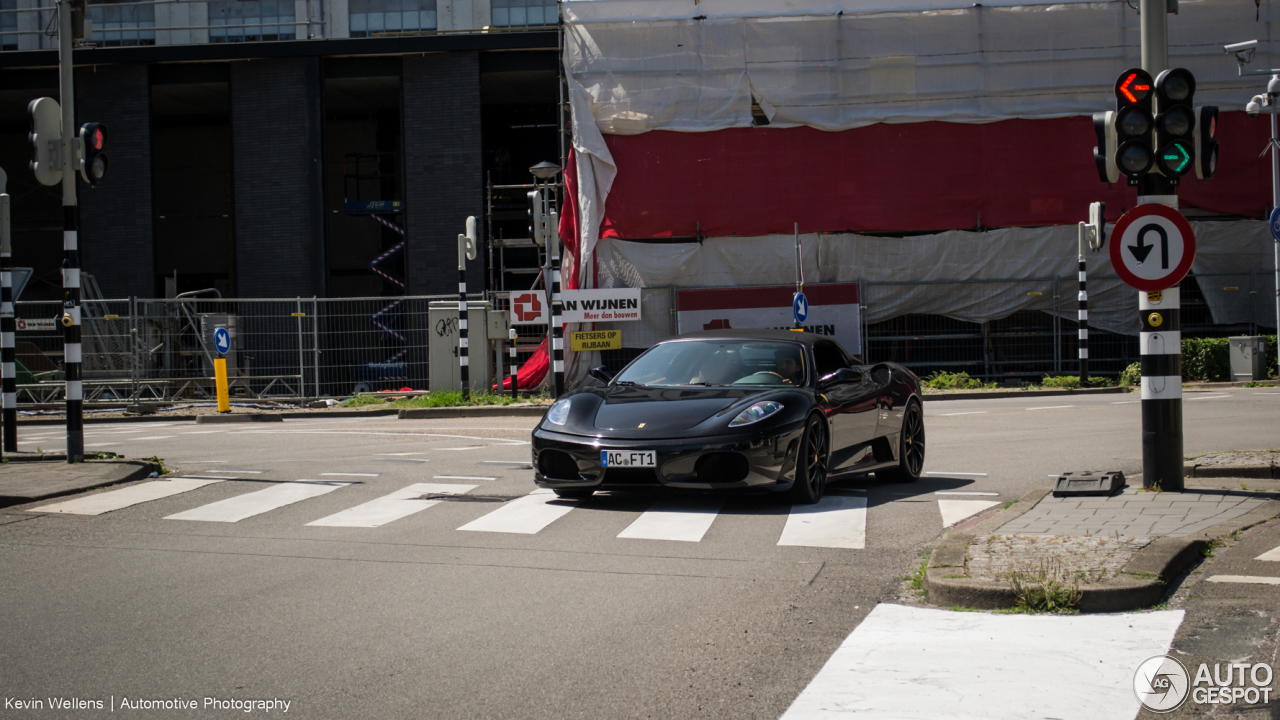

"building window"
[0,0,17,51]
[88,0,157,47]
[491,0,556,28]
[349,0,435,37]
[209,0,296,43]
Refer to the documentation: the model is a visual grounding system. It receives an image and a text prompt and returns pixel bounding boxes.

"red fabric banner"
[597,113,1272,238]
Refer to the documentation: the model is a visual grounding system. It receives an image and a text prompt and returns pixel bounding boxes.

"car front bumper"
[530,420,806,492]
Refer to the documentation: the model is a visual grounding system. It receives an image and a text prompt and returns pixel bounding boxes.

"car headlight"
[546,399,571,425]
[728,400,783,427]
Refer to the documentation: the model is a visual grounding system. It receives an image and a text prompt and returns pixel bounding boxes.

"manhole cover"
[418,494,512,503]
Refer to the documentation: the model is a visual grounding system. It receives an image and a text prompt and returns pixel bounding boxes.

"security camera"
[1225,40,1258,54]
[1247,94,1265,117]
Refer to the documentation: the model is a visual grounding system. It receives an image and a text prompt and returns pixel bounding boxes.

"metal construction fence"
[10,273,1272,403]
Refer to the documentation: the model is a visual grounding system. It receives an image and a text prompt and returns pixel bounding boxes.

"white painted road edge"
[32,477,224,516]
[1207,575,1280,586]
[938,499,1002,527]
[1256,544,1280,562]
[780,603,1184,720]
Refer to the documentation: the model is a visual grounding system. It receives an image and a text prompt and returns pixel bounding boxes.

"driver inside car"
[776,354,803,385]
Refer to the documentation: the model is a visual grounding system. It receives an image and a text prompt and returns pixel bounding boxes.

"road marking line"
[938,499,1002,527]
[935,491,1000,496]
[438,446,486,451]
[1207,575,1280,586]
[203,469,264,474]
[165,480,351,523]
[1111,400,1140,404]
[778,495,867,549]
[779,604,1183,720]
[183,430,227,434]
[83,443,120,447]
[377,458,429,463]
[1026,405,1074,411]
[378,452,428,456]
[939,411,988,416]
[1256,545,1280,562]
[1187,394,1232,400]
[924,472,988,477]
[181,460,228,463]
[127,436,174,441]
[479,461,531,465]
[31,477,224,515]
[618,497,725,542]
[433,475,498,481]
[319,473,380,477]
[307,483,476,528]
[458,489,580,534]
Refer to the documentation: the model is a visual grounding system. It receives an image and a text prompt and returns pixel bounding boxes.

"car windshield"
[614,340,806,388]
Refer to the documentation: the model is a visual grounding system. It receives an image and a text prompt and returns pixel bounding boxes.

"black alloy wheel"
[878,399,925,483]
[788,415,830,504]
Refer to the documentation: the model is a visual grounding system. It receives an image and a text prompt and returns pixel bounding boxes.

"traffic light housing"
[1113,68,1155,183]
[1194,105,1219,180]
[1092,111,1119,184]
[78,122,108,186]
[1153,68,1196,180]
[27,97,63,187]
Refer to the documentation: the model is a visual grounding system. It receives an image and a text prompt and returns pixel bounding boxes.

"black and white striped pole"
[57,0,83,463]
[508,328,518,400]
[1076,202,1105,384]
[0,168,11,456]
[529,162,563,397]
[458,216,477,401]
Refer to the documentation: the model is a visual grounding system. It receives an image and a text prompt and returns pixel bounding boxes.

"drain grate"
[417,494,513,503]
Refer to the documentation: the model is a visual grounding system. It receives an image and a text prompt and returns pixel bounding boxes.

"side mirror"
[589,365,614,383]
[819,367,861,387]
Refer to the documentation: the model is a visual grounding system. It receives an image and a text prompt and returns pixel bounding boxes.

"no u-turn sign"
[1110,204,1196,292]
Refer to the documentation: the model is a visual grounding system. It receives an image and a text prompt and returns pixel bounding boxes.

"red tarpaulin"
[597,113,1273,239]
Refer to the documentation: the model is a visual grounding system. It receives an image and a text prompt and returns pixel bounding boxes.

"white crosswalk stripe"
[1255,544,1280,562]
[308,483,476,528]
[778,495,867,549]
[938,499,1002,527]
[457,489,580,535]
[617,496,725,542]
[32,477,225,516]
[165,480,351,523]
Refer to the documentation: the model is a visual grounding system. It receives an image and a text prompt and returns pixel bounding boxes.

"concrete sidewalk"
[0,458,161,508]
[925,475,1280,612]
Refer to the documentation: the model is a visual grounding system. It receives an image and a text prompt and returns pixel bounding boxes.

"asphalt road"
[1,388,1276,719]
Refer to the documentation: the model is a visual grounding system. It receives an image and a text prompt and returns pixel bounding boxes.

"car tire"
[877,399,925,483]
[552,488,594,500]
[787,415,830,504]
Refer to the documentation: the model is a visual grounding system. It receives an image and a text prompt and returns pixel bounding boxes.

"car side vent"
[538,450,581,480]
[694,452,750,484]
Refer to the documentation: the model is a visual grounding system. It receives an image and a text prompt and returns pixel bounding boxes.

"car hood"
[553,385,784,439]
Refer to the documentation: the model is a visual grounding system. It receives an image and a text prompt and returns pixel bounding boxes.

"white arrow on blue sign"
[213,326,230,355]
[1270,207,1280,242]
[792,292,809,325]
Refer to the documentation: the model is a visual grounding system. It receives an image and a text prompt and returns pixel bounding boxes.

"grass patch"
[922,371,996,391]
[140,455,172,475]
[1038,375,1114,390]
[388,391,550,409]
[341,394,395,407]
[1002,500,1018,510]
[1007,559,1083,613]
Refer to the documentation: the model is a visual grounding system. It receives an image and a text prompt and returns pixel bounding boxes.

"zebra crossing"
[27,475,1006,549]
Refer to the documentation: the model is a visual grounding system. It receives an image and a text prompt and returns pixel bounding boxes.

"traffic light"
[27,97,62,187]
[1153,68,1196,179]
[527,189,545,245]
[78,122,108,186]
[1194,105,1219,180]
[1113,68,1155,182]
[1092,111,1119,184]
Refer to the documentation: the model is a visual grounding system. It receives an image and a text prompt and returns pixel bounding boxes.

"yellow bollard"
[214,357,230,413]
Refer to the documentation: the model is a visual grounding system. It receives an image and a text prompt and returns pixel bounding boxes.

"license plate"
[601,450,656,468]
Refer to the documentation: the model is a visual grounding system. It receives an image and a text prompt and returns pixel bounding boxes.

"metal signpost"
[213,326,231,413]
[458,216,477,400]
[1111,204,1197,491]
[792,222,805,330]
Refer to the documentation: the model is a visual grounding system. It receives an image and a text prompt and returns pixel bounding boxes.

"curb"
[15,406,403,426]
[1185,463,1277,479]
[924,489,1280,613]
[194,413,285,424]
[0,460,161,508]
[923,386,1126,401]
[398,405,549,420]
[4,451,70,462]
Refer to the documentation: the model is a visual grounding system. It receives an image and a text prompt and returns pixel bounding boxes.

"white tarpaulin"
[589,220,1276,345]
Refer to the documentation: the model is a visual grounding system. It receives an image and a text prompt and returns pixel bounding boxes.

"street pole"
[57,0,84,463]
[1077,224,1089,384]
[793,222,802,330]
[458,232,469,401]
[0,167,10,457]
[549,201,564,398]
[1138,0,1183,491]
[1272,107,1280,380]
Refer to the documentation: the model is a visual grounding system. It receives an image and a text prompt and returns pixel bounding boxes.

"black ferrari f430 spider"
[530,329,925,503]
